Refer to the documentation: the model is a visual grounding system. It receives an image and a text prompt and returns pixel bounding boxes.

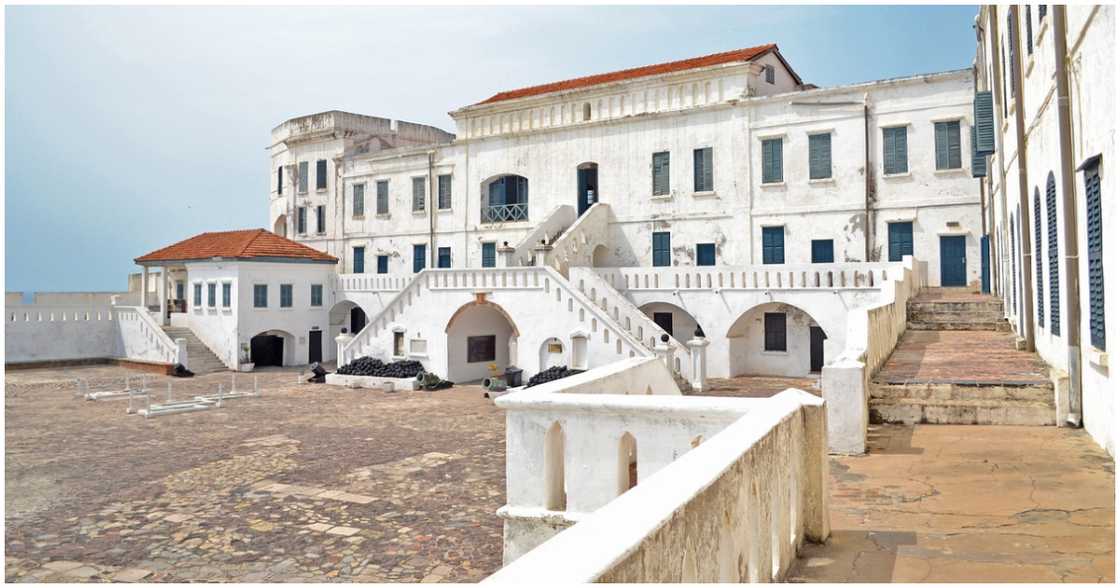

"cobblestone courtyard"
[5,365,505,582]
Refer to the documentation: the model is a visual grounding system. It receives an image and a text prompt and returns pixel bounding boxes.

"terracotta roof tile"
[135,229,337,264]
[473,44,778,106]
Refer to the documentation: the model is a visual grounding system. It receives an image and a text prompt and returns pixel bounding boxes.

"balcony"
[482,203,529,224]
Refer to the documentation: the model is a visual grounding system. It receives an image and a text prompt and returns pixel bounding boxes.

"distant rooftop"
[135,229,337,264]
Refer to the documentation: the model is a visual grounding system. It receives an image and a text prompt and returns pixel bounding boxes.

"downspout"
[1053,5,1083,426]
[864,94,874,261]
[1010,4,1036,352]
[428,150,436,268]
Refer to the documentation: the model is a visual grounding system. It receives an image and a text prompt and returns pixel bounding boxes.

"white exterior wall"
[234,261,336,367]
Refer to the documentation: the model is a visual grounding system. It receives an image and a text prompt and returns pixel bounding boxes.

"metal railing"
[482,203,529,223]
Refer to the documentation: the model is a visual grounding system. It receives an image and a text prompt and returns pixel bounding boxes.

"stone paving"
[875,330,1053,386]
[789,424,1115,583]
[701,374,821,398]
[5,364,505,582]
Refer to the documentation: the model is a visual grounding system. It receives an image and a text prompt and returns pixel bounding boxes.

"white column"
[687,333,710,393]
[158,265,168,325]
[497,241,517,268]
[140,266,149,308]
[335,332,354,366]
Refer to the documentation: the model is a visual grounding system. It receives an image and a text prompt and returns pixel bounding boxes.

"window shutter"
[973,91,995,154]
[1035,191,1045,327]
[809,134,831,179]
[948,121,961,168]
[316,160,327,190]
[277,166,283,194]
[935,123,948,169]
[762,139,783,183]
[1008,11,1017,98]
[971,126,988,178]
[1046,174,1060,335]
[1083,162,1105,349]
[1026,6,1034,54]
[703,148,713,191]
[652,152,670,195]
[883,128,896,174]
[1039,5,1047,19]
[895,128,908,173]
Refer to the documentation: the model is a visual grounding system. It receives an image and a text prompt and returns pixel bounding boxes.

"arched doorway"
[445,300,520,383]
[592,244,610,267]
[481,174,528,223]
[329,300,367,337]
[250,330,295,367]
[725,302,827,377]
[539,337,565,372]
[577,162,598,216]
[639,301,703,346]
[273,214,287,237]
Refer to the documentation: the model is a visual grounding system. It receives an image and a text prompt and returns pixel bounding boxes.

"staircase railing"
[507,204,577,267]
[112,306,185,366]
[594,262,898,292]
[540,202,610,277]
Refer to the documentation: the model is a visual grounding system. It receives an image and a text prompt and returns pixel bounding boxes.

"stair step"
[870,397,1055,426]
[907,321,1011,331]
[870,381,1052,403]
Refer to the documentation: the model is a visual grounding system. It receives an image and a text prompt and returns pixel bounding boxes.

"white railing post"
[175,337,188,368]
[686,330,709,393]
[336,331,354,365]
[654,334,675,373]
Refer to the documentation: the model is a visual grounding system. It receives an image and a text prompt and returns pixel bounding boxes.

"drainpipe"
[1053,5,1083,426]
[428,150,436,267]
[1009,5,1036,352]
[863,94,874,261]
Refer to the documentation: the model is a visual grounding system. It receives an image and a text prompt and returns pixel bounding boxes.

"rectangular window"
[1083,159,1105,350]
[482,242,497,268]
[652,232,671,267]
[193,283,202,307]
[811,239,835,263]
[207,283,216,308]
[277,166,283,195]
[765,64,775,84]
[316,205,325,234]
[353,184,365,217]
[413,244,426,273]
[1007,11,1018,99]
[310,284,323,307]
[298,161,308,193]
[353,246,365,274]
[762,226,785,264]
[1025,6,1034,55]
[762,138,783,183]
[376,180,389,215]
[888,222,914,262]
[883,126,909,175]
[696,243,716,266]
[653,312,673,336]
[693,147,713,192]
[935,120,962,170]
[297,206,307,234]
[412,177,426,212]
[222,283,231,308]
[253,284,267,308]
[467,335,497,363]
[437,246,451,268]
[315,159,327,190]
[280,284,293,308]
[764,313,787,352]
[377,254,389,274]
[438,174,452,210]
[393,331,405,357]
[808,133,832,180]
[652,151,670,196]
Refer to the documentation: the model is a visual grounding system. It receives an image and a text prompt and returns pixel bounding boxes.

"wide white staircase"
[162,326,228,374]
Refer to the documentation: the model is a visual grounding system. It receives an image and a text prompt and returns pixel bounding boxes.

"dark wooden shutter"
[1035,190,1045,327]
[1046,174,1060,335]
[692,148,713,192]
[1008,11,1017,98]
[809,134,831,179]
[354,184,364,216]
[1082,160,1105,349]
[764,313,786,351]
[277,166,283,195]
[763,139,783,183]
[971,126,988,178]
[1025,6,1033,54]
[438,174,452,209]
[652,152,670,195]
[316,160,327,190]
[377,180,389,214]
[973,91,995,154]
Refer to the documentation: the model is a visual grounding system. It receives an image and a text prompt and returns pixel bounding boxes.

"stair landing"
[875,330,1051,386]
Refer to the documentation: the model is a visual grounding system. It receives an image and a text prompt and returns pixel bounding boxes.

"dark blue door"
[811,239,834,263]
[940,235,967,287]
[888,222,913,262]
[980,235,991,293]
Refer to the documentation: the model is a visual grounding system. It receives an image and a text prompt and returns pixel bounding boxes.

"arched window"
[617,432,637,495]
[1034,189,1044,327]
[481,175,528,223]
[1047,172,1060,335]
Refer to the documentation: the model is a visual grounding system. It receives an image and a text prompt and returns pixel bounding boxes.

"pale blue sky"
[5,5,978,292]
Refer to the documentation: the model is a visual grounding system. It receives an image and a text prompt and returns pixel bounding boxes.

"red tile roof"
[473,44,780,106]
[135,229,338,264]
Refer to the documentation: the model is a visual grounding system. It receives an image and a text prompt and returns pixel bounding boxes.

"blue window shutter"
[762,227,785,264]
[353,246,365,274]
[888,222,913,262]
[482,243,496,268]
[948,121,962,168]
[883,127,908,175]
[809,134,831,180]
[1047,174,1060,335]
[277,166,283,195]
[973,91,995,154]
[652,232,671,267]
[1034,191,1045,327]
[1082,161,1105,349]
[693,148,713,192]
[696,243,716,266]
[1026,6,1034,54]
[316,160,327,190]
[1008,11,1018,98]
[811,239,834,263]
[762,139,783,183]
[971,126,988,178]
[413,244,426,273]
[652,152,670,195]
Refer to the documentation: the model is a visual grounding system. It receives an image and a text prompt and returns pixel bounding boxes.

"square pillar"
[140,266,149,309]
[159,265,168,325]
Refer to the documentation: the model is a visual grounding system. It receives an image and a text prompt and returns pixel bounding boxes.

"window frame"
[652,232,671,267]
[221,282,232,308]
[253,284,268,309]
[193,282,203,308]
[763,312,787,352]
[412,176,426,212]
[652,151,671,196]
[279,284,293,308]
[761,137,784,184]
[310,284,323,307]
[207,282,217,308]
[353,183,365,218]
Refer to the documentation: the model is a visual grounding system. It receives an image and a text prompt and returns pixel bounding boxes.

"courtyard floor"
[4,364,506,583]
[789,424,1116,583]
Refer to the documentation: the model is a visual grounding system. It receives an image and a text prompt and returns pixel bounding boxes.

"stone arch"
[444,300,519,383]
[725,301,828,378]
[538,337,565,372]
[249,329,296,367]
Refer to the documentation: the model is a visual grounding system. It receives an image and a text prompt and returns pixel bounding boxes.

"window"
[1025,6,1034,55]
[1039,5,1047,20]
[1082,158,1105,350]
[316,159,327,190]
[888,222,914,262]
[1001,45,1009,116]
[809,133,832,180]
[1035,190,1045,327]
[222,283,231,308]
[762,226,785,264]
[652,151,671,196]
[883,126,909,175]
[298,161,308,194]
[653,312,673,336]
[437,246,451,269]
[764,312,787,351]
[413,244,426,273]
[393,331,405,357]
[811,239,835,263]
[696,243,716,266]
[277,166,283,195]
[377,254,389,274]
[438,174,452,210]
[280,284,293,308]
[482,242,496,268]
[253,284,267,308]
[764,64,775,84]
[297,206,307,234]
[1008,11,1018,99]
[582,103,592,121]
[1047,173,1060,336]
[376,180,389,215]
[193,283,202,307]
[207,283,216,308]
[315,205,325,234]
[934,121,962,170]
[483,175,529,222]
[693,147,713,192]
[353,184,365,217]
[310,284,323,307]
[412,176,426,212]
[467,335,497,363]
[762,138,783,183]
[652,232,671,267]
[353,246,365,274]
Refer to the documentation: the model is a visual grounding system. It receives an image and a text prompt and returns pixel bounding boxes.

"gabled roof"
[472,43,796,107]
[135,229,338,264]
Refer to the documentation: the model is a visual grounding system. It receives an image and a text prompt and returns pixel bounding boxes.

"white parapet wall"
[486,388,829,582]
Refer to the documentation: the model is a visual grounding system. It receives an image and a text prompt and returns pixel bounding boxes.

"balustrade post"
[174,337,188,369]
[686,328,709,393]
[497,241,516,268]
[654,334,675,373]
[336,331,354,366]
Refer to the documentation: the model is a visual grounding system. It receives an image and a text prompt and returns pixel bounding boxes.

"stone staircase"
[162,326,229,374]
[870,288,1055,425]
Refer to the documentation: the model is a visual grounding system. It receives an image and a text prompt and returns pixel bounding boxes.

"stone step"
[869,397,1055,426]
[907,300,1004,314]
[870,381,1053,403]
[907,320,1011,332]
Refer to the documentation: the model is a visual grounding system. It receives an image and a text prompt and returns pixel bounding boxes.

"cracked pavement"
[789,424,1115,582]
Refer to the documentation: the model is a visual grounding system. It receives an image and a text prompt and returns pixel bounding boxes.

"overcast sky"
[5,5,978,292]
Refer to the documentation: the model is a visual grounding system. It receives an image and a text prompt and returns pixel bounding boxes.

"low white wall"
[5,301,117,363]
[486,389,829,582]
[527,357,679,396]
[113,307,181,365]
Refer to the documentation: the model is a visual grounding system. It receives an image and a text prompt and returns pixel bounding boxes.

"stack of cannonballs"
[525,365,584,388]
[336,357,425,378]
